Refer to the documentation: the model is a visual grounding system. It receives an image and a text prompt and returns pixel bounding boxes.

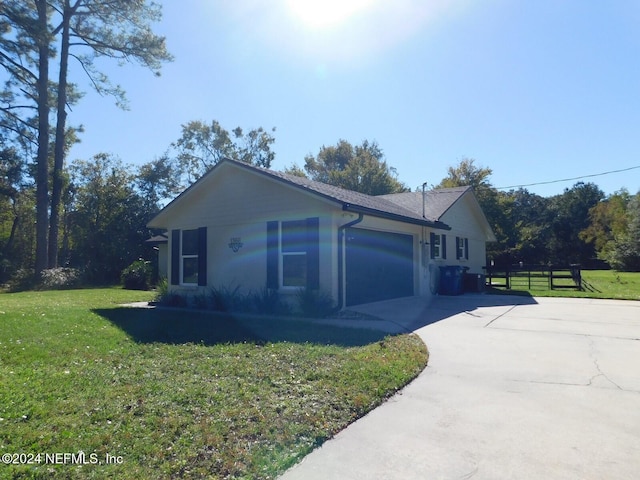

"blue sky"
[68,0,640,197]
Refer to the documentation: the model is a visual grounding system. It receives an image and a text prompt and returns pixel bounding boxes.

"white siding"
[159,163,340,302]
[439,195,488,273]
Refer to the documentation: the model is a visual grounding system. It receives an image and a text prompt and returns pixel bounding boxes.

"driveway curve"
[280,294,640,480]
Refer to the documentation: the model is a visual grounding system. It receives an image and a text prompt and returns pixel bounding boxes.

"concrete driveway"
[280,294,640,480]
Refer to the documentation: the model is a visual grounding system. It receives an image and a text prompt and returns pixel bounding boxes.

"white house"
[147,159,495,308]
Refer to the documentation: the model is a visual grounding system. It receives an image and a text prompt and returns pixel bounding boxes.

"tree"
[436,161,608,266]
[67,154,153,282]
[436,158,493,192]
[48,0,172,268]
[547,182,604,265]
[0,142,27,279]
[580,190,630,261]
[493,188,553,265]
[282,163,306,178]
[435,158,498,219]
[509,189,552,263]
[1,0,172,274]
[294,139,409,195]
[602,192,640,271]
[173,120,276,182]
[136,154,183,211]
[0,1,51,273]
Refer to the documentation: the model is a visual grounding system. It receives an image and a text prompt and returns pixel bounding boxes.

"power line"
[495,165,640,190]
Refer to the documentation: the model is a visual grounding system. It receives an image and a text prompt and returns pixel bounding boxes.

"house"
[145,232,168,278]
[147,159,496,308]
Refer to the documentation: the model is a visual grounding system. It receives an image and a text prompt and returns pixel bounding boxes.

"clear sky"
[68,0,640,198]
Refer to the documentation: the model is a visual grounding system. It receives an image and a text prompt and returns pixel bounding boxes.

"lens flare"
[286,0,375,30]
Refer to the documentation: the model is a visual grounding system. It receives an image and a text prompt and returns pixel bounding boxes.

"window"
[266,218,319,290]
[430,233,447,259]
[171,227,207,287]
[456,237,469,260]
[281,220,307,287]
[432,235,441,259]
[181,229,199,284]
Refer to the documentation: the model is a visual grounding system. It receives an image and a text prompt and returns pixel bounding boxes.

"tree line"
[2,119,639,288]
[436,159,639,271]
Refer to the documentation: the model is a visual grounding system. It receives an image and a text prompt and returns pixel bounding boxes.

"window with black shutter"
[456,236,469,260]
[430,233,446,259]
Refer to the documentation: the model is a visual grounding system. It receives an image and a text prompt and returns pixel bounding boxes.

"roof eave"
[343,204,451,230]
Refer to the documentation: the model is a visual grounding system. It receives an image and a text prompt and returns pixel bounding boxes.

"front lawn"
[0,288,428,479]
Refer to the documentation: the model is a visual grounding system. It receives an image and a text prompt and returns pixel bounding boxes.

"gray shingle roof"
[231,160,452,229]
[149,159,465,230]
[379,187,471,221]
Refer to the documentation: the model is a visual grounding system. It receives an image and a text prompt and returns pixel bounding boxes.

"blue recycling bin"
[439,266,467,295]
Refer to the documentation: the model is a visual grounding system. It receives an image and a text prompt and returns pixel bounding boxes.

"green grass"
[0,288,427,479]
[488,270,640,300]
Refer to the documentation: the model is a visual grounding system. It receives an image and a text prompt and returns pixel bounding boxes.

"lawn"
[488,269,640,300]
[0,288,428,479]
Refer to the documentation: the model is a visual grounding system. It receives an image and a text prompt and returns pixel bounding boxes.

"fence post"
[572,265,582,290]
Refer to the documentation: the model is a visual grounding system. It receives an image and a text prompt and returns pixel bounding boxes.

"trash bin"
[439,266,466,295]
[464,273,486,293]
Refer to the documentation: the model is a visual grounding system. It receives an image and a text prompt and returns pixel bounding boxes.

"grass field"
[0,288,428,479]
[488,269,640,300]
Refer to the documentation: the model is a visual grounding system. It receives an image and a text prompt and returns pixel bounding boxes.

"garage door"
[345,228,414,306]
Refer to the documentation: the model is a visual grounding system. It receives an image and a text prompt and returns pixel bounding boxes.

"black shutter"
[464,238,469,260]
[171,229,180,285]
[430,232,436,259]
[442,234,447,259]
[306,217,320,289]
[266,221,279,289]
[456,237,461,260]
[198,227,207,286]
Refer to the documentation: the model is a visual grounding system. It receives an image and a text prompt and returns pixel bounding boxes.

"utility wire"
[495,165,640,190]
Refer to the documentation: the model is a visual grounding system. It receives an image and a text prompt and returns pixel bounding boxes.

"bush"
[7,269,37,292]
[209,284,243,312]
[121,260,153,290]
[192,291,210,310]
[250,288,290,315]
[39,268,82,290]
[153,277,169,303]
[296,288,336,318]
[161,293,188,308]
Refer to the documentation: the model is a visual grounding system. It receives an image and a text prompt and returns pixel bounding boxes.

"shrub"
[163,293,188,308]
[250,288,290,315]
[7,269,37,292]
[192,291,210,310]
[121,260,153,290]
[296,288,336,318]
[39,268,82,290]
[209,284,243,312]
[153,277,169,303]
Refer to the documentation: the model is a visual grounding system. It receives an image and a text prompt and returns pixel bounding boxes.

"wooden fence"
[484,265,582,291]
